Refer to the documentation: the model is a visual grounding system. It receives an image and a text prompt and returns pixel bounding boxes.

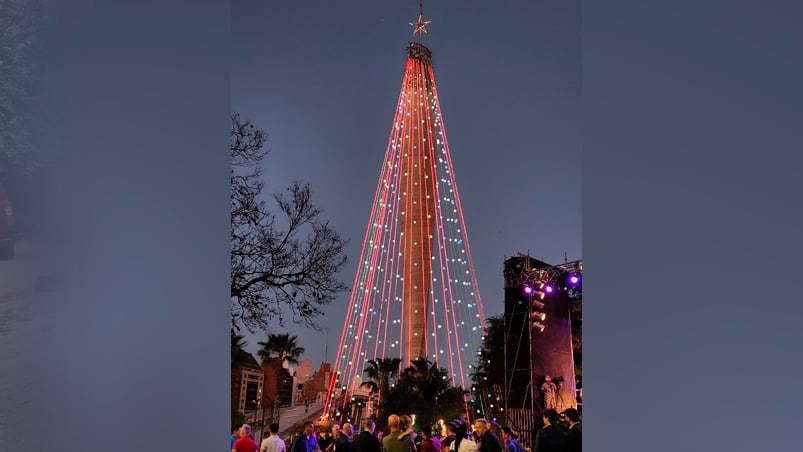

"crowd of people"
[231,409,581,452]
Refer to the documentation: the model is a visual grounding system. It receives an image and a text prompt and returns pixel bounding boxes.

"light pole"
[255,387,263,438]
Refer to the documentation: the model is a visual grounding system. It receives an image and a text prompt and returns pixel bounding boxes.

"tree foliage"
[256,333,306,368]
[379,358,467,427]
[231,331,247,355]
[471,316,506,395]
[0,0,45,173]
[231,411,246,432]
[360,357,402,401]
[359,357,402,421]
[230,113,349,332]
[231,331,252,369]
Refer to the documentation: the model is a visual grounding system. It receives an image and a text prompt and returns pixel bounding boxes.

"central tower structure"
[400,42,437,365]
[324,6,486,423]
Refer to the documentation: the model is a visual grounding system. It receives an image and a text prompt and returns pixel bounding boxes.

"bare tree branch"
[230,113,349,333]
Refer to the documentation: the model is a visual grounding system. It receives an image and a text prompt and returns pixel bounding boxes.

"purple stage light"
[545,285,554,293]
[523,286,533,295]
[569,275,580,285]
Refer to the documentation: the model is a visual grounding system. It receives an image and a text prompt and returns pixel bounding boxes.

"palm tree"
[257,333,305,368]
[400,358,452,399]
[231,331,249,368]
[360,357,402,417]
[387,358,464,426]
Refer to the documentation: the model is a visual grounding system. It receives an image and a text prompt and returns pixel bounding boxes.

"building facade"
[232,352,264,414]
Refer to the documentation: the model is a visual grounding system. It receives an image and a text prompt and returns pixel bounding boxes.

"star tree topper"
[410,13,432,39]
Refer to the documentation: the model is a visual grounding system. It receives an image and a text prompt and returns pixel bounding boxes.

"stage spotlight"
[568,274,581,286]
[531,300,545,310]
[532,321,546,333]
[531,311,546,321]
[545,285,554,293]
[523,286,533,295]
[534,283,546,300]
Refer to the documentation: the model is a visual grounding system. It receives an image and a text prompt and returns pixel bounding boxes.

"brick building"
[300,362,331,404]
[232,351,264,414]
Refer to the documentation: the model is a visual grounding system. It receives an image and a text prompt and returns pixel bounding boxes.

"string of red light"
[323,48,487,424]
[322,60,411,415]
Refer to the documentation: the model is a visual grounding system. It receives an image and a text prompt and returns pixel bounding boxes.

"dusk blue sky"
[232,0,580,368]
[19,2,800,450]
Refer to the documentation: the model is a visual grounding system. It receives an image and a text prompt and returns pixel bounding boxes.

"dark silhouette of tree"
[231,331,251,369]
[381,358,467,426]
[231,331,247,355]
[359,357,402,417]
[256,333,306,368]
[231,113,349,332]
[231,412,245,433]
[471,316,506,395]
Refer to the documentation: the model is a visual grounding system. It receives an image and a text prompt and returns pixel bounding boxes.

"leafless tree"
[231,113,348,332]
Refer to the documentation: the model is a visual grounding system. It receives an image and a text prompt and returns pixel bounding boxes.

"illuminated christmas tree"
[324,7,486,422]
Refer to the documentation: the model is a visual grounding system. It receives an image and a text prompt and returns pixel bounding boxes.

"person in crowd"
[441,420,458,452]
[233,424,259,452]
[450,421,477,452]
[353,418,382,452]
[487,422,503,442]
[420,425,442,452]
[383,414,414,452]
[398,414,419,450]
[562,408,581,452]
[533,410,567,452]
[472,419,503,452]
[329,424,342,452]
[233,426,242,450]
[319,430,334,452]
[343,423,355,442]
[557,413,568,431]
[500,427,522,452]
[262,423,287,452]
[335,422,354,452]
[292,421,319,452]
